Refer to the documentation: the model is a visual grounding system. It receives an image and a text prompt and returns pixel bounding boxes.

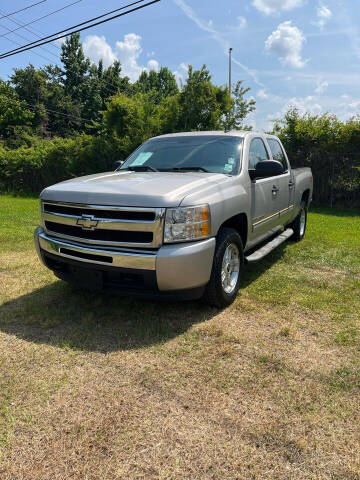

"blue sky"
[1,0,359,129]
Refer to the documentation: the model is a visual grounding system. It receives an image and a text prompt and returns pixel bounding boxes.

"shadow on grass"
[241,240,288,289]
[0,241,289,353]
[0,281,219,353]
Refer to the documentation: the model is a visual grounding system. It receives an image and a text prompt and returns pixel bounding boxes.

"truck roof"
[153,131,268,139]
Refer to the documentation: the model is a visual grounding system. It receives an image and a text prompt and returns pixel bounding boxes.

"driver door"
[249,138,280,236]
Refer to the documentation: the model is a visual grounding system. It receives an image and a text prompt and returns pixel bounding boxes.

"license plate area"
[68,265,104,289]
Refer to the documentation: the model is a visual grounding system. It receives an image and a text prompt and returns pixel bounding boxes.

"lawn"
[0,195,359,480]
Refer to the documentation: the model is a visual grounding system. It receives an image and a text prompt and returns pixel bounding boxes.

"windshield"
[120,136,243,175]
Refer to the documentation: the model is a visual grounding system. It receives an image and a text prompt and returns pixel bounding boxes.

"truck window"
[121,136,243,175]
[249,138,269,169]
[267,139,288,172]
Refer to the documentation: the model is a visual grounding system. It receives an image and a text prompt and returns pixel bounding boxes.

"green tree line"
[0,33,255,193]
[274,109,360,208]
[0,33,359,207]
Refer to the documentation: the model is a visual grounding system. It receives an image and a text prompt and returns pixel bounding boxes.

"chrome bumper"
[34,228,215,291]
[35,227,156,270]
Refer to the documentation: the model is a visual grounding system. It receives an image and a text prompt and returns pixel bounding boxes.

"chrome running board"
[245,228,294,263]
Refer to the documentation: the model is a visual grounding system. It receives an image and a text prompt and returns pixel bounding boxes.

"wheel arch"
[301,189,311,206]
[218,213,248,249]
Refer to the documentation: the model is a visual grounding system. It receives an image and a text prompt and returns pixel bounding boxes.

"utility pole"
[226,47,233,132]
[229,47,233,96]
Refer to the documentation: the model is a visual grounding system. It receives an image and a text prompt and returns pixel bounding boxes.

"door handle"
[272,185,279,195]
[289,181,295,189]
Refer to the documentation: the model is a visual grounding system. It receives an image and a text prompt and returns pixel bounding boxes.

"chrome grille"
[42,201,165,249]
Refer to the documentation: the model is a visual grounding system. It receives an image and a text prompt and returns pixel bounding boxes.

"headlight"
[164,204,211,243]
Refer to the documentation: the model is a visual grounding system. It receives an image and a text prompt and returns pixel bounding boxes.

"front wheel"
[202,228,244,308]
[290,201,307,241]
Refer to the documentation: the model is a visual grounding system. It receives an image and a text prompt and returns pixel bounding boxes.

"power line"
[1,32,54,63]
[0,0,161,102]
[42,107,91,122]
[0,8,128,94]
[27,103,92,122]
[0,0,148,57]
[0,19,129,100]
[0,0,159,59]
[0,3,151,99]
[0,23,58,60]
[0,1,50,21]
[0,8,59,52]
[0,0,83,40]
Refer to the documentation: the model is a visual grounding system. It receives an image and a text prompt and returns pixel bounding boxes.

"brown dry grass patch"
[0,198,359,479]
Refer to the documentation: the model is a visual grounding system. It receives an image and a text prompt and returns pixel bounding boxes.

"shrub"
[0,135,123,194]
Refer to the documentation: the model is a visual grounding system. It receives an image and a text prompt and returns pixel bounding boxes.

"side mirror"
[249,160,284,180]
[113,160,124,170]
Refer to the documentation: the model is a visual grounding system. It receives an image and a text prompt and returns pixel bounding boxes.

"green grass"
[0,195,359,480]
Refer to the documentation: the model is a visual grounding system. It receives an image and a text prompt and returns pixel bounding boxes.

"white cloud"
[265,21,307,68]
[315,78,329,94]
[237,16,247,29]
[253,0,304,16]
[288,96,322,114]
[257,89,283,103]
[257,89,269,99]
[336,10,360,59]
[147,59,159,71]
[267,96,322,129]
[314,3,332,29]
[83,33,160,82]
[266,93,360,130]
[115,33,145,81]
[83,35,117,68]
[173,62,188,85]
[348,100,360,110]
[172,0,263,86]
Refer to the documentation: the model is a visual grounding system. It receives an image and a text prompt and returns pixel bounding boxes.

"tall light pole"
[227,47,233,131]
[229,47,233,96]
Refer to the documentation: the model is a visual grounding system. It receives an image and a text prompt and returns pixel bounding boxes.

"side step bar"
[245,228,294,263]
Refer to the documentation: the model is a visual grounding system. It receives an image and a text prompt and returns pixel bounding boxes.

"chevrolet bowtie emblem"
[76,215,99,231]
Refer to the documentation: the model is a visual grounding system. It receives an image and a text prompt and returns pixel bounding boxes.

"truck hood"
[41,170,229,207]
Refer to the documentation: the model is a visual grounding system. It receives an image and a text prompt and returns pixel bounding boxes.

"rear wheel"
[202,228,244,308]
[290,201,307,241]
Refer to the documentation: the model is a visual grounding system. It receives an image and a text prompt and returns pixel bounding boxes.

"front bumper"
[34,227,215,295]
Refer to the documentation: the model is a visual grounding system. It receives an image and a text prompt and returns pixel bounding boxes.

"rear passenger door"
[249,138,281,236]
[267,138,292,224]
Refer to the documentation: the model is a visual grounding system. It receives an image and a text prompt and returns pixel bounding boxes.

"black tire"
[202,228,244,308]
[290,201,307,241]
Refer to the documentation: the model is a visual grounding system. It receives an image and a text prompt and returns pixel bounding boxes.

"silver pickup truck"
[34,131,313,307]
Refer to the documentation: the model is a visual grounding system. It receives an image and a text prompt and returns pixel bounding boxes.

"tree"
[103,92,160,159]
[0,80,34,147]
[41,64,85,137]
[101,60,132,99]
[60,33,90,100]
[178,65,231,131]
[137,67,179,103]
[225,81,256,131]
[273,108,360,207]
[10,64,48,129]
[82,64,102,124]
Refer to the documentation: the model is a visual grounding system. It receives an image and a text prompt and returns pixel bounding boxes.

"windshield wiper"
[165,166,209,173]
[125,165,158,172]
